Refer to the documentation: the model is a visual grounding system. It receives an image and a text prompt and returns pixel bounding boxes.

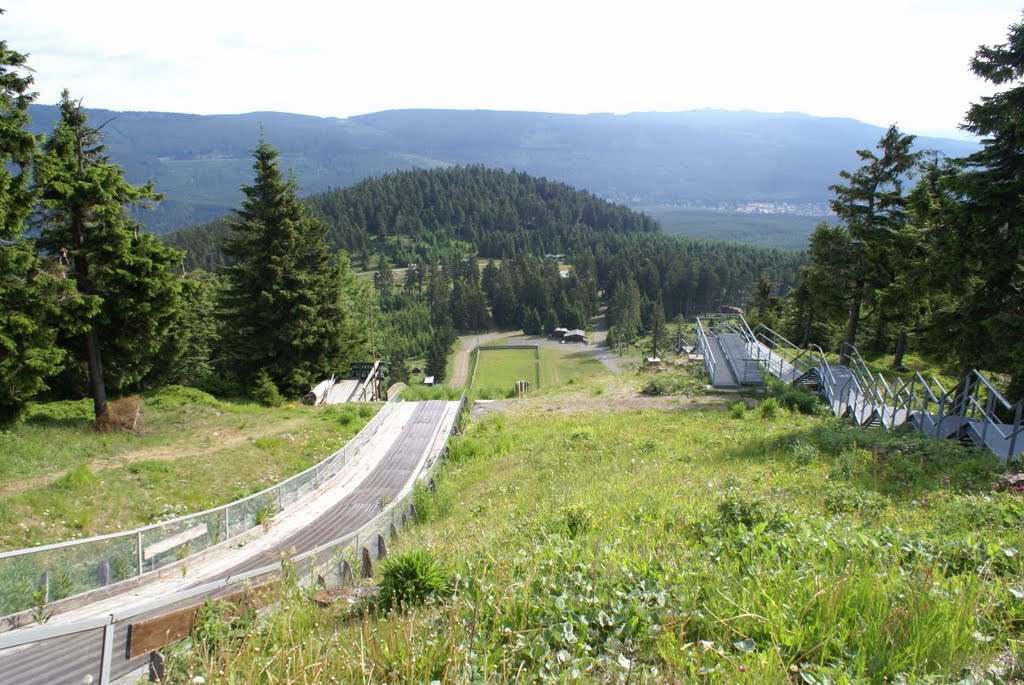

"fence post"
[99,617,115,685]
[136,532,144,577]
[224,505,231,540]
[1010,402,1023,459]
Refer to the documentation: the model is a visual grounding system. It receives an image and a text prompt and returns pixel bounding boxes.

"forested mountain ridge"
[25,105,978,235]
[166,166,661,271]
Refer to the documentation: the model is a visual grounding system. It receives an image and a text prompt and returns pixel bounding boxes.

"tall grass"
[161,387,1022,683]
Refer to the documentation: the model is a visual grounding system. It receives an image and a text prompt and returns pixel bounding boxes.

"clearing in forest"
[471,347,538,394]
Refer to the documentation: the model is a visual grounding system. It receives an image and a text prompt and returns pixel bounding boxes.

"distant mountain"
[26,106,978,235]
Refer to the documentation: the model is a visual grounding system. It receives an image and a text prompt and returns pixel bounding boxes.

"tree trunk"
[84,326,107,420]
[69,164,107,421]
[800,306,814,348]
[893,331,907,370]
[839,284,863,366]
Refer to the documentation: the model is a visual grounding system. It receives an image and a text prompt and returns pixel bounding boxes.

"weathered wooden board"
[126,580,278,658]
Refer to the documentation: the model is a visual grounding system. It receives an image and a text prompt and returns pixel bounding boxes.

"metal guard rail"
[0,399,397,617]
[0,393,468,685]
[695,318,717,384]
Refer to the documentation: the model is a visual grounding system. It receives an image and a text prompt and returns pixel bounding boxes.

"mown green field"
[0,387,376,551]
[161,376,1024,684]
[538,346,608,387]
[472,348,539,393]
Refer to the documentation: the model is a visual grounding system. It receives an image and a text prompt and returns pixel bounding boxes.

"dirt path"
[448,330,522,388]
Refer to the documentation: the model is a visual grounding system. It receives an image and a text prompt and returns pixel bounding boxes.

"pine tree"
[0,31,69,421]
[425,324,452,382]
[35,91,182,420]
[912,17,1024,393]
[827,125,921,364]
[222,137,359,395]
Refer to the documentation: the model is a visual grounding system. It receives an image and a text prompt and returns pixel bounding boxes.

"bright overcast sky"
[5,0,1022,139]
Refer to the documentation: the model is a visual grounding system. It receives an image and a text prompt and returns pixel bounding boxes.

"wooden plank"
[127,580,279,658]
[142,523,208,561]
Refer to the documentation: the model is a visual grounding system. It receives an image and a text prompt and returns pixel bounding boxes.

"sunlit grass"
[162,377,1023,683]
[0,386,377,550]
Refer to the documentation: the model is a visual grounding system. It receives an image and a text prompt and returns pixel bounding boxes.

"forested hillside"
[166,166,661,270]
[25,104,978,236]
[165,165,803,381]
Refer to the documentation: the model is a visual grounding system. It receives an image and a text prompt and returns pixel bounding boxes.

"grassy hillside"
[160,373,1022,683]
[0,387,377,551]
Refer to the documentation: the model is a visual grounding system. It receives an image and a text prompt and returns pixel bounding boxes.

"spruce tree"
[912,17,1024,393]
[222,137,358,395]
[0,31,68,421]
[827,125,921,364]
[35,91,182,420]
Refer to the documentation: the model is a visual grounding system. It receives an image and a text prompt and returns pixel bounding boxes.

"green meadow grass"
[162,377,1024,684]
[538,346,609,387]
[473,348,539,394]
[0,386,376,550]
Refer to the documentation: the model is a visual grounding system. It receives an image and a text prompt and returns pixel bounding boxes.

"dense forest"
[166,166,661,269]
[163,167,804,384]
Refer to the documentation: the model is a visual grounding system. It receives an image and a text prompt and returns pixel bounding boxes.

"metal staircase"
[694,314,1024,462]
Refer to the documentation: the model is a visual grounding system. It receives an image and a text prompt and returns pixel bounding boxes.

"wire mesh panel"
[139,508,228,574]
[0,533,140,615]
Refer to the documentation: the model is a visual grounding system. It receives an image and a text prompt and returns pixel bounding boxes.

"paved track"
[209,400,450,579]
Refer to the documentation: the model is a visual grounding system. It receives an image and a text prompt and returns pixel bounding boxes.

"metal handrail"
[0,392,468,685]
[0,401,394,562]
[695,317,717,384]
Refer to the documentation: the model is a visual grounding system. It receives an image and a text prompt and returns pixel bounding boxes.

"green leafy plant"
[729,401,746,419]
[562,504,593,538]
[255,503,276,531]
[192,598,255,652]
[250,370,284,407]
[758,396,779,420]
[377,550,453,612]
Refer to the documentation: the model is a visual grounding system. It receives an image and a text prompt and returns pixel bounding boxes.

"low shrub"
[192,376,246,399]
[377,550,453,611]
[250,371,284,407]
[758,396,779,420]
[143,385,221,409]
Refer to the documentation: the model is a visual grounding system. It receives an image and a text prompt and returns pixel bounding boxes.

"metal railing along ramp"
[702,314,1024,462]
[695,315,765,388]
[0,396,466,685]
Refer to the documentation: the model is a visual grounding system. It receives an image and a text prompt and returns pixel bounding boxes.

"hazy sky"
[5,0,1022,138]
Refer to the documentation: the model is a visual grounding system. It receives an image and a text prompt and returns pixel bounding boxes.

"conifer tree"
[222,137,358,395]
[827,125,920,364]
[0,30,68,421]
[35,91,182,420]
[912,17,1024,393]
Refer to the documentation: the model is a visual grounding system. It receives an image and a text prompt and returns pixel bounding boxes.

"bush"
[377,550,453,611]
[822,484,888,514]
[729,401,746,419]
[772,384,822,415]
[250,370,284,407]
[562,504,593,538]
[758,396,779,420]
